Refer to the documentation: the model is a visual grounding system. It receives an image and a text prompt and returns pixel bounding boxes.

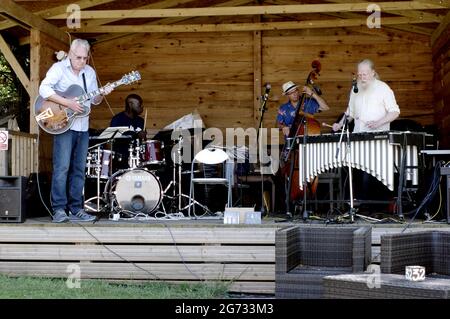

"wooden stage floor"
[0,213,449,295]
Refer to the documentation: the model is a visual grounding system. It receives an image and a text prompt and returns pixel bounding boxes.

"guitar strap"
[82,73,89,100]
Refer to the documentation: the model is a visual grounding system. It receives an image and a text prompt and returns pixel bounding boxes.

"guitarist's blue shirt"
[39,58,99,132]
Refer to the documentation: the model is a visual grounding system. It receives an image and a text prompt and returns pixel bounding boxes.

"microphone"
[352,76,358,94]
[55,51,67,61]
[262,83,271,101]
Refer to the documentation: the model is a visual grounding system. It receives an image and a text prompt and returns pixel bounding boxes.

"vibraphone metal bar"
[298,131,434,192]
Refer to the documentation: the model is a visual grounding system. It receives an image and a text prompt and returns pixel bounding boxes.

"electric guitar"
[34,71,141,135]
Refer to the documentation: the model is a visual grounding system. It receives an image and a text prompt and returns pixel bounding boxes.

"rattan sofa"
[381,231,450,276]
[275,225,372,299]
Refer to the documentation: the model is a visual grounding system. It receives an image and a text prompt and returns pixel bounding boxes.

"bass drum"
[111,169,162,214]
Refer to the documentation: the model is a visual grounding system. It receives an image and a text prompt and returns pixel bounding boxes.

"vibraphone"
[297,131,435,191]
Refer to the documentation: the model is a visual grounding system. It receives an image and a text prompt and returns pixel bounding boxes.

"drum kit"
[84,130,207,220]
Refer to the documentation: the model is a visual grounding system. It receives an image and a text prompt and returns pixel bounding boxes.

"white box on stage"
[224,207,260,224]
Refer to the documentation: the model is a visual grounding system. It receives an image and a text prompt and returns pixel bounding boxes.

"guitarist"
[39,39,114,223]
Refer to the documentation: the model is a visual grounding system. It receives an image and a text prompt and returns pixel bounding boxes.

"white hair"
[70,39,90,53]
[358,59,380,79]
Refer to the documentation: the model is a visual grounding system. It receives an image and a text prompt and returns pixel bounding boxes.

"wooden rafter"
[0,0,116,31]
[269,0,438,35]
[91,0,254,43]
[79,0,198,28]
[325,0,444,23]
[314,10,435,35]
[48,2,449,19]
[431,11,450,45]
[73,16,441,33]
[0,34,31,96]
[0,0,68,43]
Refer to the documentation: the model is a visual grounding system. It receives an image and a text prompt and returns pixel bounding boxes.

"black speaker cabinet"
[0,176,27,223]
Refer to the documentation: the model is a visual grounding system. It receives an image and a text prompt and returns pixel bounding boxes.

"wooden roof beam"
[431,10,450,45]
[315,10,435,35]
[324,0,445,23]
[0,34,31,96]
[269,0,438,35]
[74,16,442,33]
[0,0,68,43]
[91,0,254,44]
[48,2,449,19]
[79,0,199,28]
[0,0,117,31]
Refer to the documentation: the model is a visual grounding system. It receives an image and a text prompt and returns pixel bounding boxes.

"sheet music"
[98,126,131,139]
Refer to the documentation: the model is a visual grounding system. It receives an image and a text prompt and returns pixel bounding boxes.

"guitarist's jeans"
[51,130,89,213]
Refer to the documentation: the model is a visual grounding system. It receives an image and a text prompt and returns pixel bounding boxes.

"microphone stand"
[301,116,311,220]
[336,113,356,223]
[257,92,269,216]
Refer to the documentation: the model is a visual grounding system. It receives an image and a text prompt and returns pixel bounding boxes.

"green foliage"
[0,53,19,103]
[0,274,229,299]
[0,44,30,130]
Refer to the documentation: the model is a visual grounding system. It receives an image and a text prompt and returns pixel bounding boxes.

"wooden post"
[253,16,262,128]
[29,29,41,135]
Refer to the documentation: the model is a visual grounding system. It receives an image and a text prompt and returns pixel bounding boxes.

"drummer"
[110,93,147,168]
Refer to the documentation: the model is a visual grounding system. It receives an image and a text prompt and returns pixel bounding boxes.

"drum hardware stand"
[84,143,109,214]
[128,139,141,169]
[163,136,211,217]
[84,130,120,214]
[162,135,184,213]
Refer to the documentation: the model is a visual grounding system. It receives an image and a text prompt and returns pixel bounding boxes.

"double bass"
[280,60,322,203]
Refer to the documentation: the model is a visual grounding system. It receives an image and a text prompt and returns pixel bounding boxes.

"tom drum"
[141,140,164,165]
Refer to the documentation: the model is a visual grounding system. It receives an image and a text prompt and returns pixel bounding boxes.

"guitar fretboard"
[78,80,122,103]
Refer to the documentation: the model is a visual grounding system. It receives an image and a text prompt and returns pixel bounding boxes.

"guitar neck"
[79,80,122,103]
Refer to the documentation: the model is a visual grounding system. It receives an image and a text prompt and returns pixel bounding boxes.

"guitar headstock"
[120,71,141,85]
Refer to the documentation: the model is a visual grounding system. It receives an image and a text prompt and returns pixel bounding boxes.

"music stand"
[98,126,131,139]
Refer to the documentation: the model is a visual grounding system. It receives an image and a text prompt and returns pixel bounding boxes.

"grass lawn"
[0,274,229,299]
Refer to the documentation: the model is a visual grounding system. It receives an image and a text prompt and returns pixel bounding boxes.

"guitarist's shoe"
[69,209,96,222]
[52,209,69,223]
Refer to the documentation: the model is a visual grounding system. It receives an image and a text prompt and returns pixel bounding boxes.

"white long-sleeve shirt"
[39,58,99,132]
[348,79,400,133]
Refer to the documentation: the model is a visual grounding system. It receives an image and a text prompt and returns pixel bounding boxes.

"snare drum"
[141,140,164,165]
[109,168,162,214]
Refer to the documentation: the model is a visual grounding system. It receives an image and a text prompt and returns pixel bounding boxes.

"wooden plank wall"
[432,28,450,148]
[90,27,434,148]
[91,32,254,132]
[0,224,277,294]
[8,131,38,177]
